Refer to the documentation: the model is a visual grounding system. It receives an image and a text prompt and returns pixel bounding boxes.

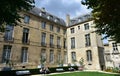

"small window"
[78,26,80,30]
[41,22,46,29]
[57,27,60,33]
[84,23,89,30]
[70,28,74,33]
[24,15,30,24]
[50,24,54,31]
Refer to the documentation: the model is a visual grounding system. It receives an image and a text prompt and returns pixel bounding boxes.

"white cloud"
[35,0,91,20]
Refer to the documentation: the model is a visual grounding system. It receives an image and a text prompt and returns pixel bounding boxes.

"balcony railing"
[41,42,47,47]
[57,45,61,49]
[50,43,54,48]
[22,39,30,45]
[4,37,14,42]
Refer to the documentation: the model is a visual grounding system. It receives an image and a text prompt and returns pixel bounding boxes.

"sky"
[34,0,108,44]
[35,0,91,20]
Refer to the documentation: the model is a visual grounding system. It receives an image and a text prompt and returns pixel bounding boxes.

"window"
[4,25,14,41]
[105,54,111,61]
[41,49,46,63]
[71,52,76,61]
[112,43,118,51]
[86,50,92,62]
[24,15,30,24]
[57,27,60,33]
[71,37,75,49]
[57,37,61,48]
[50,35,54,47]
[21,47,28,63]
[70,28,74,33]
[57,51,61,62]
[50,24,54,31]
[41,33,46,46]
[84,23,89,30]
[64,51,67,64]
[22,28,29,44]
[63,38,66,49]
[2,45,12,63]
[49,50,54,63]
[41,22,46,29]
[85,34,91,46]
[63,29,66,34]
[78,26,80,30]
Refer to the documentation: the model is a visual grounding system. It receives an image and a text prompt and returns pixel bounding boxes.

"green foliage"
[81,0,120,42]
[0,0,35,31]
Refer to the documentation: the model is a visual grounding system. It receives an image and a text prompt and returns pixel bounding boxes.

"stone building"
[66,14,105,70]
[104,40,120,68]
[0,7,106,70]
[0,7,67,69]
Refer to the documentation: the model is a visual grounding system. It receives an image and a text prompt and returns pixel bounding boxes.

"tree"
[81,0,120,42]
[0,0,35,31]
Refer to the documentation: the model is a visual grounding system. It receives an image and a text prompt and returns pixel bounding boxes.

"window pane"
[41,22,46,29]
[71,37,75,48]
[22,28,29,43]
[4,25,14,40]
[21,47,28,63]
[2,45,12,63]
[84,23,89,30]
[24,15,30,24]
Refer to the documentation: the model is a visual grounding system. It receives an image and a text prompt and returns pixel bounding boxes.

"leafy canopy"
[82,0,120,42]
[0,0,35,31]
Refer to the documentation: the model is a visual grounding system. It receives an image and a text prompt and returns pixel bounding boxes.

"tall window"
[63,38,66,49]
[64,51,67,64]
[24,15,30,24]
[41,22,46,29]
[70,28,74,33]
[71,52,76,61]
[63,29,66,34]
[86,50,92,62]
[78,26,80,30]
[84,23,89,30]
[4,25,14,41]
[71,37,75,49]
[105,54,111,61]
[2,45,12,63]
[49,50,54,63]
[112,43,118,51]
[22,28,29,44]
[50,24,54,31]
[41,49,46,63]
[85,34,91,46]
[57,37,61,48]
[50,35,54,47]
[57,27,60,33]
[57,51,61,63]
[41,32,46,46]
[21,47,28,63]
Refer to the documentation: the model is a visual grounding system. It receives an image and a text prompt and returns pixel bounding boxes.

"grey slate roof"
[69,14,92,26]
[29,7,66,26]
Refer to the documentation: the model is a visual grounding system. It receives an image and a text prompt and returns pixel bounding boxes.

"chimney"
[66,14,70,27]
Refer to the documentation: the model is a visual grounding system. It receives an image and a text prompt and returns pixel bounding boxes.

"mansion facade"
[0,7,107,70]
